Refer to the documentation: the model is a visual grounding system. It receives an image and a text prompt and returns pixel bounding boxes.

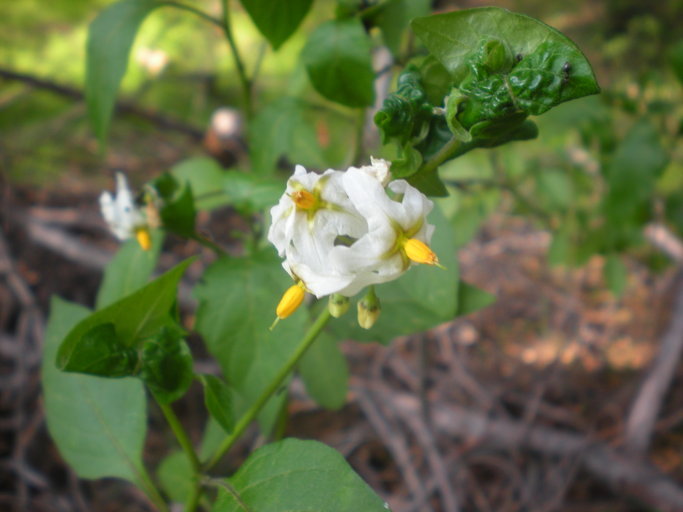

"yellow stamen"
[271,282,306,330]
[403,238,442,266]
[135,227,152,251]
[291,190,317,210]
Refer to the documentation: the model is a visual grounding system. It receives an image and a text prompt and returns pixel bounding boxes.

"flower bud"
[328,294,350,318]
[357,288,381,330]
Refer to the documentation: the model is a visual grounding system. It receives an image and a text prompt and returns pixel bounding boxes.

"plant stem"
[417,135,462,176]
[220,0,254,119]
[205,308,333,470]
[157,400,203,511]
[158,401,202,473]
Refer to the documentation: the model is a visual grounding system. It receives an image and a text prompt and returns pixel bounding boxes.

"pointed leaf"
[456,281,495,316]
[212,439,389,512]
[42,297,147,481]
[239,0,312,50]
[198,374,235,434]
[301,19,375,108]
[193,250,307,433]
[61,322,139,377]
[57,259,194,369]
[86,0,163,146]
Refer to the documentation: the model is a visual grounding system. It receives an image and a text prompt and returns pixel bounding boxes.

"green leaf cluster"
[375,7,600,195]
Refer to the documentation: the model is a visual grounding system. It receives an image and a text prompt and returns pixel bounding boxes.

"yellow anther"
[135,227,152,251]
[271,282,306,330]
[403,238,443,267]
[291,189,318,210]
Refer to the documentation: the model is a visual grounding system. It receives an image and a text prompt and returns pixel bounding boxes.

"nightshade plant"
[42,2,599,511]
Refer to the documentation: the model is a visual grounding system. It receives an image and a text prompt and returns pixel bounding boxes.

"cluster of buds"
[269,158,442,329]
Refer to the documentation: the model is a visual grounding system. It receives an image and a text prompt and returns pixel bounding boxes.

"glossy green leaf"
[61,322,139,377]
[57,259,193,369]
[157,451,193,504]
[301,19,375,108]
[152,173,197,238]
[328,205,458,343]
[140,328,194,404]
[374,65,435,146]
[298,333,348,410]
[198,374,235,434]
[411,7,599,95]
[240,0,312,50]
[42,297,147,481]
[86,0,162,146]
[211,439,388,512]
[96,231,164,309]
[456,281,495,316]
[604,254,628,298]
[193,250,307,433]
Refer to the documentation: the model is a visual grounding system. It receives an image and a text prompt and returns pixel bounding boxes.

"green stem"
[417,135,462,176]
[158,401,201,473]
[157,400,203,511]
[221,0,254,119]
[205,308,333,470]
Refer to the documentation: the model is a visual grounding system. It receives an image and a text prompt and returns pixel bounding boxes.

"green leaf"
[140,328,194,404]
[328,205,458,343]
[172,157,228,211]
[240,0,312,50]
[96,231,164,309]
[301,19,375,108]
[221,174,283,214]
[198,374,235,434]
[456,281,495,316]
[411,7,600,98]
[157,451,193,504]
[152,173,197,238]
[211,439,388,511]
[42,297,147,481]
[372,0,431,56]
[604,254,628,298]
[193,250,307,433]
[249,97,306,175]
[57,258,193,370]
[61,322,139,377]
[86,0,162,146]
[602,120,668,249]
[298,333,348,410]
[407,169,448,197]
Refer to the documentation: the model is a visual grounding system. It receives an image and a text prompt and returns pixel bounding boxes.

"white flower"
[268,159,440,306]
[100,173,150,249]
[327,168,436,292]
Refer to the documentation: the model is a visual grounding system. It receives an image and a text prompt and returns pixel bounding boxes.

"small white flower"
[100,173,150,249]
[328,167,436,290]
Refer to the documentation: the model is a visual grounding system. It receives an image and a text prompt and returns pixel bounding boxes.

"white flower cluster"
[268,158,438,307]
[99,172,152,250]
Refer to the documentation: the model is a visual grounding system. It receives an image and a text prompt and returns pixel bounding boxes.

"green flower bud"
[357,288,381,330]
[328,294,350,318]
